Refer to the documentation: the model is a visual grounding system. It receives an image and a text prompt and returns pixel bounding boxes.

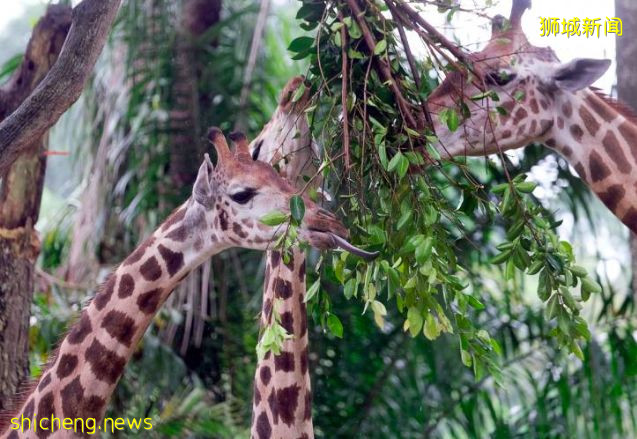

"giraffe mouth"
[327,232,380,261]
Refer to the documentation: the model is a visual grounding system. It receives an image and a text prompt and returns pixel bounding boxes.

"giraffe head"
[427,2,611,158]
[188,127,370,256]
[250,76,317,188]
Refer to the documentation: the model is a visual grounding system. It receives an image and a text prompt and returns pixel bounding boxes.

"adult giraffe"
[249,77,317,439]
[427,1,637,233]
[0,128,365,439]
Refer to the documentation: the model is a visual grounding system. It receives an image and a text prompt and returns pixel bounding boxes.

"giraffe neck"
[251,249,313,439]
[0,202,224,438]
[544,89,637,232]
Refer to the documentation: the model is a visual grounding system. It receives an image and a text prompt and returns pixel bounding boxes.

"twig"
[344,0,419,130]
[0,0,122,176]
[338,11,351,169]
[391,0,472,67]
[384,0,433,131]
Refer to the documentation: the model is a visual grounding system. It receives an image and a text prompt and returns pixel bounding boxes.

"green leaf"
[461,350,472,367]
[327,314,344,338]
[260,211,288,226]
[515,181,537,193]
[387,152,409,179]
[304,278,320,303]
[423,313,441,340]
[290,195,305,223]
[406,307,423,337]
[581,277,602,295]
[374,39,387,55]
[291,83,306,103]
[288,36,314,53]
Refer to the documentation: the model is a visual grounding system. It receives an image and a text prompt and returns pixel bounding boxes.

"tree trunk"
[0,5,72,411]
[616,0,637,295]
[169,0,222,188]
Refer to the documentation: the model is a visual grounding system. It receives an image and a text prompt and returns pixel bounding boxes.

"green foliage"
[292,0,596,383]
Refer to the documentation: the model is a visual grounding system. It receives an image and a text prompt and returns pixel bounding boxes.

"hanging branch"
[384,0,433,130]
[344,0,420,130]
[338,10,351,168]
[0,0,122,176]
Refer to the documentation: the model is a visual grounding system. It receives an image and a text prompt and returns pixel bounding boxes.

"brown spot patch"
[603,131,631,173]
[589,151,612,182]
[562,145,573,157]
[137,288,163,314]
[274,351,295,372]
[140,256,162,281]
[299,260,306,282]
[570,124,584,141]
[622,208,637,233]
[562,102,573,117]
[254,383,261,406]
[158,244,185,277]
[36,392,56,438]
[540,99,549,110]
[60,376,106,424]
[118,274,135,298]
[23,398,34,419]
[579,106,600,136]
[275,384,301,426]
[545,138,557,148]
[161,207,186,232]
[529,120,537,133]
[274,278,293,300]
[557,117,564,129]
[530,99,539,113]
[618,122,637,164]
[167,225,188,242]
[304,391,312,420]
[502,130,512,139]
[68,312,92,344]
[260,366,272,386]
[299,295,308,337]
[56,354,79,379]
[219,209,229,231]
[85,339,126,384]
[38,372,52,391]
[271,251,281,268]
[280,311,294,334]
[300,347,308,375]
[102,310,137,347]
[586,94,615,123]
[123,236,156,266]
[539,119,553,134]
[263,298,273,321]
[256,411,272,439]
[574,162,587,179]
[513,108,528,124]
[232,222,248,239]
[94,274,115,311]
[597,185,625,211]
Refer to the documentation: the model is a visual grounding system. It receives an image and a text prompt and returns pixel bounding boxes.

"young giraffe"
[0,128,357,439]
[427,2,637,233]
[248,77,317,439]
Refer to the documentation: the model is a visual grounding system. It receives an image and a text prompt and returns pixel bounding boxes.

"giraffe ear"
[552,58,611,92]
[192,154,216,207]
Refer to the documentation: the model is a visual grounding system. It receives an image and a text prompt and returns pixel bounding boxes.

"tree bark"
[169,0,222,188]
[0,0,121,176]
[0,5,72,411]
[615,0,637,295]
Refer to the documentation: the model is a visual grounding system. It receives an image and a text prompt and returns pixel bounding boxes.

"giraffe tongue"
[328,233,380,261]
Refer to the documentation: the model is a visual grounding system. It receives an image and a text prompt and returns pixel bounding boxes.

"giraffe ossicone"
[0,127,367,439]
[427,1,637,232]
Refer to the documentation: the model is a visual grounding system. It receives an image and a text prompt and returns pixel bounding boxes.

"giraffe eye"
[230,188,257,204]
[486,71,517,87]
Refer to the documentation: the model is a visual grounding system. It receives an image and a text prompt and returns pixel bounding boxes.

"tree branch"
[338,10,351,168]
[344,0,420,130]
[0,0,122,176]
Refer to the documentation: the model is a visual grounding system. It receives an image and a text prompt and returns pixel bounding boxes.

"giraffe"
[248,76,318,439]
[426,2,637,233]
[0,127,367,439]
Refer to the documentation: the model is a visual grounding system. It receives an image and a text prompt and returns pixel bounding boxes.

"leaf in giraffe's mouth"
[328,233,380,261]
